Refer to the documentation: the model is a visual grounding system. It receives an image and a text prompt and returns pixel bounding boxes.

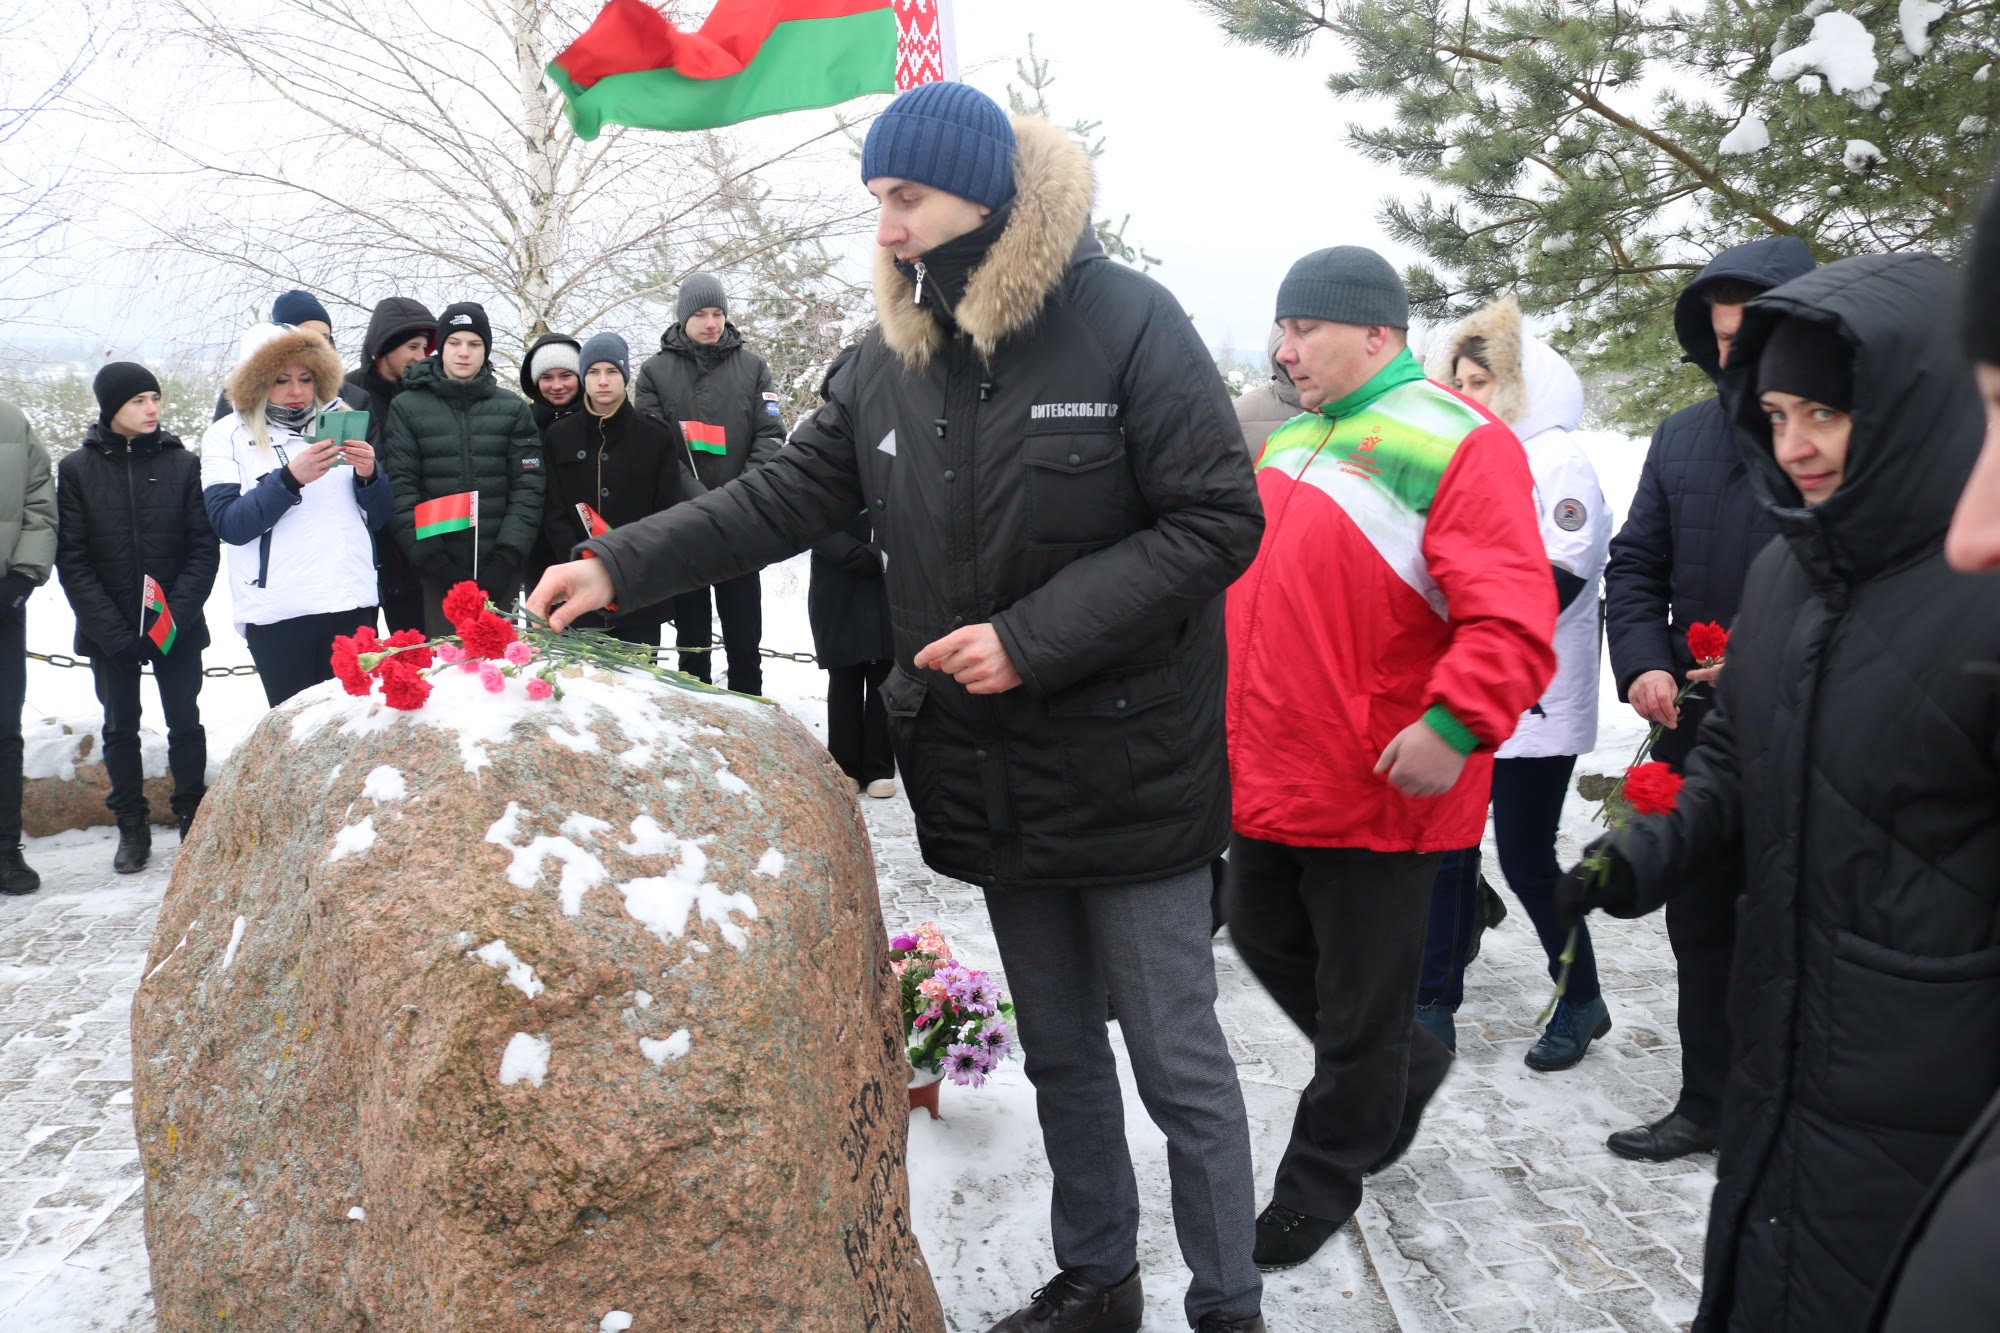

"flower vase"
[907,1066,943,1119]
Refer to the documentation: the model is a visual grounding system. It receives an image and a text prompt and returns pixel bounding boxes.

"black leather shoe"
[1253,1202,1339,1270]
[1606,1110,1716,1162]
[985,1267,1142,1333]
[1197,1314,1267,1332]
[0,845,39,895]
[113,821,151,875]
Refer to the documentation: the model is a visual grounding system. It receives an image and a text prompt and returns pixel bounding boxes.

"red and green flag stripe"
[415,491,477,541]
[143,575,176,655]
[681,420,728,456]
[548,0,957,140]
[575,502,612,538]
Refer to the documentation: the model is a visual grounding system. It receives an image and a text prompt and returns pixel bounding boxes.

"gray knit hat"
[676,273,728,326]
[1275,246,1409,330]
[579,331,631,384]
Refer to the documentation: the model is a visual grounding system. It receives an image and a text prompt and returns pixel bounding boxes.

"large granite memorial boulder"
[131,664,944,1332]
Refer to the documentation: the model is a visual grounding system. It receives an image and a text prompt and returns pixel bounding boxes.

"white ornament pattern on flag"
[894,0,954,90]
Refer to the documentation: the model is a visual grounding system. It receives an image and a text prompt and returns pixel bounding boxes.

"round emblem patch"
[1554,498,1587,532]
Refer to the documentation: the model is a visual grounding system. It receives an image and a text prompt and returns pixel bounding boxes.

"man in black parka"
[344,297,437,634]
[1601,234,1815,1162]
[1562,252,2000,1333]
[533,83,1268,1333]
[634,273,783,695]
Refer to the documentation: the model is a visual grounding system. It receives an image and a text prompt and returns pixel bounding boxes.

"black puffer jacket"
[1608,254,2000,1333]
[55,427,219,658]
[809,512,892,670]
[1869,1083,2000,1331]
[632,323,784,491]
[521,332,585,589]
[583,117,1264,890]
[1605,236,1814,761]
[538,401,700,632]
[381,356,545,595]
[584,116,1256,892]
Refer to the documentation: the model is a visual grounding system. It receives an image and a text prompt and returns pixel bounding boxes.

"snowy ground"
[0,434,1716,1330]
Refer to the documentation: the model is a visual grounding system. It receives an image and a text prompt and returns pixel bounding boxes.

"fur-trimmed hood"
[227,325,346,417]
[873,115,1096,368]
[1428,296,1582,443]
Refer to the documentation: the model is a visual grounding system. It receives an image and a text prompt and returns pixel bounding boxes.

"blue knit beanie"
[861,82,1016,211]
[271,289,331,329]
[579,331,631,384]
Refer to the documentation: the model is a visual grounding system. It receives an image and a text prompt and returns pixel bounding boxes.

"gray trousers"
[984,867,1263,1326]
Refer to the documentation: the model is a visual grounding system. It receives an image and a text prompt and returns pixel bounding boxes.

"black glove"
[839,542,886,577]
[1555,834,1642,928]
[0,572,33,620]
[480,551,522,604]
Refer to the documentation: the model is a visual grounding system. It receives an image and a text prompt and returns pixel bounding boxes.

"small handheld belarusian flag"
[142,575,176,654]
[681,421,728,456]
[414,491,478,541]
[575,502,611,538]
[548,0,957,140]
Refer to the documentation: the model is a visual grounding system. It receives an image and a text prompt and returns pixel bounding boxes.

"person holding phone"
[201,323,392,706]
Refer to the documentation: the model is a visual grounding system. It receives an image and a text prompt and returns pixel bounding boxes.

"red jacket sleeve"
[1418,421,1559,752]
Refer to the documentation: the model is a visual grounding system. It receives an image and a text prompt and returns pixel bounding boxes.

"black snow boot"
[113,820,151,875]
[0,844,40,895]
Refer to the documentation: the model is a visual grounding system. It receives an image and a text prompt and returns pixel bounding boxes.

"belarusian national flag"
[575,502,611,538]
[142,575,176,655]
[415,491,477,541]
[548,0,957,140]
[681,421,728,456]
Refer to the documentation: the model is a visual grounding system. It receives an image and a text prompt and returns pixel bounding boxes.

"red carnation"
[382,628,434,670]
[329,633,373,696]
[1622,761,1684,817]
[441,581,489,632]
[378,662,433,711]
[458,609,517,660]
[1687,620,1729,666]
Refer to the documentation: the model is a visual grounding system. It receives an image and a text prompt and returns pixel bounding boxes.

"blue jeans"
[1418,755,1599,1009]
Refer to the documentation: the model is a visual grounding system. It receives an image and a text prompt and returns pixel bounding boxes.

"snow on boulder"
[20,715,184,834]
[131,665,943,1331]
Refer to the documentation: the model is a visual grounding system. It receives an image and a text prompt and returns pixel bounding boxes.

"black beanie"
[1758,316,1854,413]
[93,361,162,429]
[1275,246,1410,330]
[437,301,492,352]
[1965,171,2000,367]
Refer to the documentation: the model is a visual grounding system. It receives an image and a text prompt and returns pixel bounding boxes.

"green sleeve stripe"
[1421,704,1479,756]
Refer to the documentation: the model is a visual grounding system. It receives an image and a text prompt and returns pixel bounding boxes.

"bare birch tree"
[0,6,107,328]
[118,0,870,370]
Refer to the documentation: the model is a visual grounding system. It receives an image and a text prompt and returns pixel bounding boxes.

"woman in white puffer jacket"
[200,323,393,706]
[1413,296,1614,1071]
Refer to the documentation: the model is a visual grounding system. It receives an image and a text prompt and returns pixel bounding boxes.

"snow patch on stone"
[711,750,750,795]
[361,765,406,801]
[487,802,609,915]
[499,1032,550,1087]
[347,1206,365,1221]
[547,726,600,754]
[1769,13,1879,94]
[616,839,759,950]
[633,988,653,1008]
[329,817,376,862]
[753,848,786,878]
[600,1314,634,1333]
[472,939,545,999]
[220,916,246,970]
[1719,116,1770,156]
[146,932,188,982]
[619,815,676,858]
[639,1030,692,1066]
[561,813,612,842]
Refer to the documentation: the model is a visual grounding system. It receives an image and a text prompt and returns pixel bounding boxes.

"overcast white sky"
[10,0,1418,366]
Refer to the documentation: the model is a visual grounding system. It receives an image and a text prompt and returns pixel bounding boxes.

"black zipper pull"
[933,418,947,439]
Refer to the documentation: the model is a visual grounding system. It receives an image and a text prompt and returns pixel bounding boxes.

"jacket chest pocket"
[1023,428,1142,550]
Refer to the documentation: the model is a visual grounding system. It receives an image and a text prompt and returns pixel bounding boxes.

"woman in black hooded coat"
[1560,251,2000,1333]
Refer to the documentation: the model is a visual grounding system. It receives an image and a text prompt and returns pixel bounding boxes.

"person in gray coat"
[0,399,58,893]
[1233,324,1302,458]
[632,274,785,696]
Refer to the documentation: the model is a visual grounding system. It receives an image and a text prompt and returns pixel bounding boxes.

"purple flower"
[889,933,919,952]
[944,1042,989,1088]
[978,1020,1013,1061]
[942,964,999,1017]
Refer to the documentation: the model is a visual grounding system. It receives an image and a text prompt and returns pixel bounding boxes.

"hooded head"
[362,297,436,383]
[1947,171,2000,572]
[1427,296,1583,442]
[1674,236,1818,382]
[1723,253,1981,586]
[228,322,344,458]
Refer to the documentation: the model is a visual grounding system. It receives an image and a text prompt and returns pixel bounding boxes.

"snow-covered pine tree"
[1194,0,2000,427]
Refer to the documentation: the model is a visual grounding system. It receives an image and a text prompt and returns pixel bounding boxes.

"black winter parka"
[56,427,219,658]
[1609,254,2000,1333]
[581,116,1264,890]
[632,323,784,491]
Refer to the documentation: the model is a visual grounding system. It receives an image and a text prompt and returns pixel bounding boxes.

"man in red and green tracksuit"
[1225,247,1557,1271]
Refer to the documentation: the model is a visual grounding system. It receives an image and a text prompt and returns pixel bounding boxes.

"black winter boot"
[113,820,151,875]
[985,1267,1142,1333]
[0,845,39,895]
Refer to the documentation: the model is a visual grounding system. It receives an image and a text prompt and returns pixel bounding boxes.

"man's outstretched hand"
[914,623,1022,695]
[527,558,616,632]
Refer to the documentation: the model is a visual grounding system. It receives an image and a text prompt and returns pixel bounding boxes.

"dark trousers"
[380,580,426,637]
[1226,834,1452,1224]
[92,647,205,824]
[420,575,515,639]
[1419,755,1600,1008]
[0,609,23,843]
[673,572,762,695]
[244,606,377,708]
[1655,706,1737,1129]
[824,660,892,785]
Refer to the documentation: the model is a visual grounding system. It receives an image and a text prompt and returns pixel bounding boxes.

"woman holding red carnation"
[1558,254,2000,1333]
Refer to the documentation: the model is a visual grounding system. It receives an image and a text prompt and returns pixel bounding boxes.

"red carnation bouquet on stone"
[328,581,744,712]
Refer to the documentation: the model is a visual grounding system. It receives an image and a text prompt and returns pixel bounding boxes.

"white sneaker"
[864,779,899,800]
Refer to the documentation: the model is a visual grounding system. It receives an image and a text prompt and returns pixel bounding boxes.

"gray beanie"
[579,331,631,384]
[676,273,728,326]
[1275,246,1409,330]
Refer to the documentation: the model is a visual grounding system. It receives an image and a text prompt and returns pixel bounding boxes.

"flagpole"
[471,491,480,584]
